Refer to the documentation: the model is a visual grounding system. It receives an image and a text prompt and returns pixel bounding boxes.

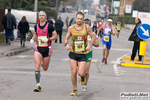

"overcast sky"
[93,0,99,4]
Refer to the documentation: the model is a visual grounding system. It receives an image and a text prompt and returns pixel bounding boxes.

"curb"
[1,46,33,56]
[121,56,150,68]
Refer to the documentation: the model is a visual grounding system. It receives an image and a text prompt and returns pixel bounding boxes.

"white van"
[5,9,39,40]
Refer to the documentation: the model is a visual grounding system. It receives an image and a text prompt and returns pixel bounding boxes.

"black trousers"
[131,42,142,61]
[55,30,62,43]
[20,33,26,46]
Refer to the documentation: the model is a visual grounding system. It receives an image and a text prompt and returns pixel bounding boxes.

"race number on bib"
[104,36,109,42]
[117,26,120,30]
[38,36,48,47]
[75,41,85,51]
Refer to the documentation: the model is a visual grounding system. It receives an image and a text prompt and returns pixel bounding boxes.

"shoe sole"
[23,43,25,47]
[8,39,11,45]
[83,90,87,92]
[34,89,41,92]
[70,93,77,96]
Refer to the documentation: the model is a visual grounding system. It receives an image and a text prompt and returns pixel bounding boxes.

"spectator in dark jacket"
[55,17,64,43]
[2,8,16,45]
[47,17,53,25]
[18,16,29,47]
[128,17,143,61]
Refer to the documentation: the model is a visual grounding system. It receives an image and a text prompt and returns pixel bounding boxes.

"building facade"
[119,0,135,16]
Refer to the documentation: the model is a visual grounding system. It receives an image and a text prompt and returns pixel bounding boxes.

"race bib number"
[104,36,109,42]
[38,36,48,47]
[117,26,120,30]
[75,41,85,51]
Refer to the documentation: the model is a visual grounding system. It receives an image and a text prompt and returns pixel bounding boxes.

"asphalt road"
[0,13,150,100]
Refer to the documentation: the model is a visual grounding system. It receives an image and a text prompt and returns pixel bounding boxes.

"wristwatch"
[48,38,50,41]
[65,43,68,46]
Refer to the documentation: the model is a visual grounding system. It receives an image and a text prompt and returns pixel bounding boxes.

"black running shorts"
[35,46,52,57]
[69,52,86,62]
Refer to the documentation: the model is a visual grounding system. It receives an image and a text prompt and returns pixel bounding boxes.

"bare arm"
[50,30,58,41]
[32,32,37,40]
[87,25,96,49]
[64,26,72,51]
[97,25,104,35]
[93,32,99,47]
[111,26,115,36]
[64,26,72,44]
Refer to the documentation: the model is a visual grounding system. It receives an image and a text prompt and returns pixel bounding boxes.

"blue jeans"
[5,29,13,43]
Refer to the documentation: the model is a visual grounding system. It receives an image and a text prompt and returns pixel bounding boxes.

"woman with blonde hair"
[18,16,29,47]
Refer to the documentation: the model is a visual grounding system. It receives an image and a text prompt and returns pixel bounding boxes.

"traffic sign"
[137,24,150,40]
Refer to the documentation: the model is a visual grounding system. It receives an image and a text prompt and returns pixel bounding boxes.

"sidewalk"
[121,28,132,33]
[0,30,67,57]
[0,29,132,57]
[0,39,34,57]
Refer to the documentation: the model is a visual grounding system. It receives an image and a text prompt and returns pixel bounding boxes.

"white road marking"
[62,58,69,61]
[62,58,98,62]
[111,61,121,64]
[15,55,33,58]
[93,47,131,52]
[146,52,150,56]
[113,52,130,92]
[91,59,98,62]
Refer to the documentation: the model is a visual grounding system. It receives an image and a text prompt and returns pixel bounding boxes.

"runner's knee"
[85,70,89,75]
[103,47,106,50]
[78,71,84,77]
[35,65,40,71]
[43,66,48,71]
[72,70,77,76]
[107,49,110,52]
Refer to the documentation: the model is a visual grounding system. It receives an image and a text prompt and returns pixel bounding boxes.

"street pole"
[55,0,59,19]
[99,0,101,8]
[34,0,38,11]
[111,0,113,14]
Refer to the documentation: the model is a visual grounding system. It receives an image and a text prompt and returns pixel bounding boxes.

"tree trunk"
[6,0,12,8]
[24,0,33,10]
[18,0,23,9]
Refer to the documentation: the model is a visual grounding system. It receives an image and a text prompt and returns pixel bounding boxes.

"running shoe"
[8,39,11,45]
[23,42,25,47]
[102,57,105,63]
[105,59,107,65]
[34,83,41,92]
[83,85,87,92]
[70,89,78,96]
[80,77,86,85]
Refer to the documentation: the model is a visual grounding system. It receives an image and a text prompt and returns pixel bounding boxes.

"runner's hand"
[30,38,34,44]
[65,44,70,51]
[108,31,112,34]
[97,35,99,39]
[41,38,48,42]
[86,45,91,51]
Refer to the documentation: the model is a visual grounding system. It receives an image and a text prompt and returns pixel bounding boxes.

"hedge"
[38,6,57,20]
[108,14,135,25]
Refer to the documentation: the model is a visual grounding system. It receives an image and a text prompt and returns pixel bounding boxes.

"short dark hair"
[138,18,141,23]
[84,19,91,26]
[108,17,112,20]
[76,12,84,18]
[8,8,11,12]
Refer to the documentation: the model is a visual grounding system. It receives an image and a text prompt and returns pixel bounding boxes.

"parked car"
[69,18,76,26]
